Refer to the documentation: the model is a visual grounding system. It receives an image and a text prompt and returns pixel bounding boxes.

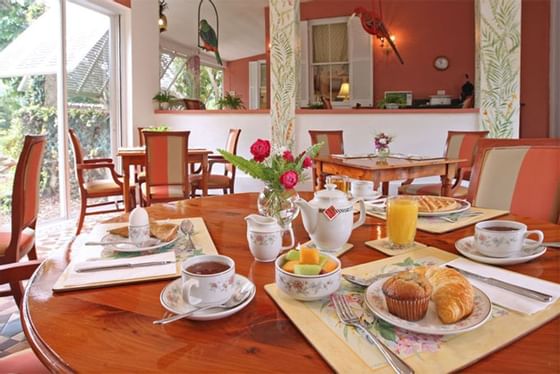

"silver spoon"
[542,242,560,248]
[342,271,401,287]
[84,238,160,247]
[180,220,197,249]
[153,282,253,325]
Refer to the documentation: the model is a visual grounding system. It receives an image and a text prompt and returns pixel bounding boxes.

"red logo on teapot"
[323,205,339,221]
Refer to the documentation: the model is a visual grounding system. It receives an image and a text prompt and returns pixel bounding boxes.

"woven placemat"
[365,238,427,256]
[366,207,509,234]
[302,240,354,257]
[265,246,560,373]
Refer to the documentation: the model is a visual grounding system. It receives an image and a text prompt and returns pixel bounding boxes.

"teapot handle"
[352,199,366,230]
[282,227,295,250]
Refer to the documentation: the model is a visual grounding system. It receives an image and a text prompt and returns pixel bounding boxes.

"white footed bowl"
[275,252,341,301]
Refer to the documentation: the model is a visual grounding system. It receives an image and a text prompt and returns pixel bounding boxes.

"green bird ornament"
[199,19,222,66]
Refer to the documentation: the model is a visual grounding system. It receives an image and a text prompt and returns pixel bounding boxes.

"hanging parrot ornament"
[353,4,404,64]
[199,19,223,66]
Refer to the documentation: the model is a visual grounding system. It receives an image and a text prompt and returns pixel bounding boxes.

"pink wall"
[520,0,550,138]
[224,54,266,107]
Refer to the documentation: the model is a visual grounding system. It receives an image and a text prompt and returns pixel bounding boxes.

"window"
[302,17,372,108]
[159,49,223,109]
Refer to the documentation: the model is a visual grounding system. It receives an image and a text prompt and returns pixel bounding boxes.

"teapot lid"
[315,183,348,200]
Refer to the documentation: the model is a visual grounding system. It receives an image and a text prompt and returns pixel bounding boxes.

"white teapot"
[245,214,295,262]
[294,184,366,252]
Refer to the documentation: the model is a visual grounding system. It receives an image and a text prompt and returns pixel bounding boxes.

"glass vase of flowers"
[219,139,322,229]
[374,132,393,159]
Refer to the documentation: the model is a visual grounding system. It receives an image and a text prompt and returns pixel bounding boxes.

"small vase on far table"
[257,185,300,230]
[377,146,390,160]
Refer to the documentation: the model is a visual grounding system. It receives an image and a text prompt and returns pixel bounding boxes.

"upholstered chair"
[141,131,190,205]
[68,129,135,234]
[0,135,45,307]
[399,130,489,198]
[468,138,560,223]
[190,128,241,196]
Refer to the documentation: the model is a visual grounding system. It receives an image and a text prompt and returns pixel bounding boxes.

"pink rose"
[279,170,298,189]
[302,156,313,168]
[282,150,294,162]
[250,139,271,162]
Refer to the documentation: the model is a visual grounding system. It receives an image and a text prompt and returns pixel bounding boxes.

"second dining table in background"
[118,147,213,211]
[312,155,466,195]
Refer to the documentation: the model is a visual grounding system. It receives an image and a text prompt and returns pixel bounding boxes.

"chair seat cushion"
[190,174,231,189]
[398,183,468,199]
[84,178,123,195]
[141,184,187,200]
[0,227,35,256]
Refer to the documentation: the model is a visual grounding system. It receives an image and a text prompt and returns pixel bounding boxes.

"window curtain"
[329,23,347,62]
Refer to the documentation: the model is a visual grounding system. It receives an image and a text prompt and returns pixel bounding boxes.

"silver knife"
[75,260,176,273]
[446,265,553,302]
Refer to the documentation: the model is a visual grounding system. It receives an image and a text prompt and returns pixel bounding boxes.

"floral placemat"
[264,247,560,373]
[366,207,509,234]
[365,238,427,256]
[303,240,354,257]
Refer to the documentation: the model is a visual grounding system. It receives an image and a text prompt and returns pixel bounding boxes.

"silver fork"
[437,211,483,223]
[331,293,414,374]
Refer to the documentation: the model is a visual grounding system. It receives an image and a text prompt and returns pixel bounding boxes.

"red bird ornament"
[352,6,404,64]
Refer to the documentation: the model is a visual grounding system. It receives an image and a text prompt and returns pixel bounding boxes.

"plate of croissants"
[364,266,491,335]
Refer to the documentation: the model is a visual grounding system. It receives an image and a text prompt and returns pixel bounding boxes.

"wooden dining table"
[22,193,560,372]
[117,147,213,211]
[313,155,465,196]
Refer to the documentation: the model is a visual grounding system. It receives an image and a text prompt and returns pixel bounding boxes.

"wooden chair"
[468,138,560,223]
[399,130,489,198]
[0,135,45,308]
[320,96,332,109]
[138,126,147,146]
[308,130,344,190]
[190,129,241,196]
[141,131,190,206]
[68,129,135,235]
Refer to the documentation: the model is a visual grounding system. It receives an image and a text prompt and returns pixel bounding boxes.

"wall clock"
[434,56,449,71]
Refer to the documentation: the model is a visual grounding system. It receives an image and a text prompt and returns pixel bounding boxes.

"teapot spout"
[294,197,318,236]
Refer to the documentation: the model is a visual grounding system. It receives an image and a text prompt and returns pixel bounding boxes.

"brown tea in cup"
[186,261,230,275]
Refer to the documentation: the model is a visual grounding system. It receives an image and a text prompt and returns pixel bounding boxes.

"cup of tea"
[326,175,350,196]
[181,255,236,306]
[474,220,544,257]
[386,195,418,249]
[350,180,376,199]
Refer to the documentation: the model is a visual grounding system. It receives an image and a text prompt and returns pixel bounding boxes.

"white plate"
[455,236,547,266]
[160,274,255,321]
[364,278,491,335]
[101,233,178,252]
[353,191,382,201]
[418,197,471,217]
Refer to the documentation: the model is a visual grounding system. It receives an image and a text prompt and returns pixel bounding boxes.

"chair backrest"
[309,130,344,158]
[224,129,241,175]
[468,138,560,223]
[8,135,46,261]
[320,96,332,109]
[137,127,146,146]
[444,130,489,179]
[144,131,190,197]
[68,128,85,164]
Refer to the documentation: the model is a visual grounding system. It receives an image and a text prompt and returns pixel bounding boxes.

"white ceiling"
[162,0,269,62]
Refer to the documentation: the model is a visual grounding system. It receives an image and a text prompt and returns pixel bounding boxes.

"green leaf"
[218,149,268,180]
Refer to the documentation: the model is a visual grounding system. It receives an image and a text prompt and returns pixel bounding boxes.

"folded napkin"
[61,252,178,288]
[446,258,560,314]
[110,222,178,242]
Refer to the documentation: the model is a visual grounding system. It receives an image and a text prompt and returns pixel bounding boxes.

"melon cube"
[282,260,299,273]
[319,254,328,267]
[294,264,322,276]
[285,249,300,261]
[321,260,338,274]
[300,247,320,265]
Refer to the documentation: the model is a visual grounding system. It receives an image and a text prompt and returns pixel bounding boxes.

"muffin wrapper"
[384,294,431,321]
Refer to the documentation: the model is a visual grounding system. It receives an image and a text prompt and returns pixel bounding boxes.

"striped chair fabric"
[309,130,344,190]
[399,130,489,198]
[468,138,560,223]
[0,135,46,307]
[142,131,190,205]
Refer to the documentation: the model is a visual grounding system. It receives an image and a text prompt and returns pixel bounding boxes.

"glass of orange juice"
[386,196,418,248]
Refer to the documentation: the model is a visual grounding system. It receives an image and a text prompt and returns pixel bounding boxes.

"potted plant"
[217,92,245,110]
[153,90,175,110]
[377,95,406,109]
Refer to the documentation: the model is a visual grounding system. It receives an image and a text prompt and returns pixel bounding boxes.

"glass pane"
[0,1,59,224]
[312,65,330,102]
[161,55,180,91]
[329,23,347,62]
[259,62,267,109]
[331,64,349,102]
[66,3,113,219]
[312,24,329,63]
[200,65,223,109]
[169,60,195,99]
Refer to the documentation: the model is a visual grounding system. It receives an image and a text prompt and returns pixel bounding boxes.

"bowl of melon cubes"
[275,246,341,301]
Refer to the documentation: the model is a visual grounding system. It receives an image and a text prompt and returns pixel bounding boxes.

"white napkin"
[446,258,560,314]
[62,252,178,288]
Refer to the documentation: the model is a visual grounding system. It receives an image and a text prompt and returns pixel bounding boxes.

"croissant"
[421,267,474,324]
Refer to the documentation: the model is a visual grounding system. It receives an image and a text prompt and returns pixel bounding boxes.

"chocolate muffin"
[382,270,432,321]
